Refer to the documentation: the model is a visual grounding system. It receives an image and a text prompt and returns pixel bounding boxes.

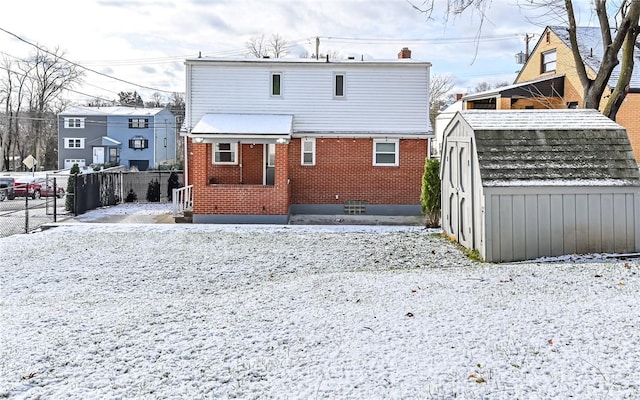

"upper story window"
[301,138,316,166]
[541,49,556,73]
[129,136,148,150]
[64,138,85,149]
[64,117,85,129]
[271,72,282,97]
[373,139,399,166]
[129,118,149,128]
[334,73,345,98]
[214,142,238,165]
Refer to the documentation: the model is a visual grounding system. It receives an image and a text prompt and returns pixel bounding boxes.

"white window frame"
[64,159,86,168]
[373,139,399,166]
[64,137,85,149]
[271,72,282,97]
[64,117,85,129]
[129,118,149,129]
[213,142,238,165]
[301,137,316,166]
[334,72,345,98]
[541,49,556,73]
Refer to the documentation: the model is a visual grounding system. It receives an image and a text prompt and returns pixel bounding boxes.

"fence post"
[24,191,29,233]
[73,172,78,216]
[53,177,57,223]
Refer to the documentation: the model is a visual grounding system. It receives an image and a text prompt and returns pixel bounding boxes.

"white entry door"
[93,147,105,164]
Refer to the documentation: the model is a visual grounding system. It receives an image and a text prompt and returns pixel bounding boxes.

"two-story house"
[460,26,640,163]
[182,48,432,223]
[58,106,177,170]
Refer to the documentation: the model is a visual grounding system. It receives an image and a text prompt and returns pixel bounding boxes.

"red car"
[13,177,65,199]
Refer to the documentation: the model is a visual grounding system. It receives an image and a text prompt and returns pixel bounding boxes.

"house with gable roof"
[460,25,640,163]
[58,106,177,171]
[181,48,432,223]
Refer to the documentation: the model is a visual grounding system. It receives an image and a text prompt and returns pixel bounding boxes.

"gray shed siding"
[484,187,640,262]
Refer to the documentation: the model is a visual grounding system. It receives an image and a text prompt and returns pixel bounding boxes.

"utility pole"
[525,33,535,60]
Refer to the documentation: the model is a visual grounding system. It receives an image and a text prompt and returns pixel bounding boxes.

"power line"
[0,26,179,95]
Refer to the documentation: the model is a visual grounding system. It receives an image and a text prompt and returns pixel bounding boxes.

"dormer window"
[541,50,556,73]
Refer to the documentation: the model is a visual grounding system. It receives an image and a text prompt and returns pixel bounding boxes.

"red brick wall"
[288,138,428,205]
[189,141,290,215]
[188,138,427,215]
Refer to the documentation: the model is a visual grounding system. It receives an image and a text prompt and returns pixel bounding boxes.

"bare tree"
[246,35,270,58]
[145,92,165,108]
[429,74,455,126]
[0,56,30,171]
[247,33,289,58]
[474,81,492,93]
[269,34,288,58]
[26,46,83,168]
[412,0,640,121]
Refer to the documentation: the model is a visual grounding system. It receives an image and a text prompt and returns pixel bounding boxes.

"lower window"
[214,143,238,164]
[373,139,399,166]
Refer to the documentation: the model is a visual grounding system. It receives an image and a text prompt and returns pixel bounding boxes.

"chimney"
[398,47,412,59]
[455,93,463,101]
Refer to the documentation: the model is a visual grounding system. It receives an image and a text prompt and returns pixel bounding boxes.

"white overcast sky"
[0,0,597,104]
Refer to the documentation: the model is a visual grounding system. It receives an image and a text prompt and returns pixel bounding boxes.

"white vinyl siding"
[373,139,399,166]
[187,62,430,134]
[64,117,85,129]
[213,142,238,164]
[301,138,315,165]
[64,138,85,149]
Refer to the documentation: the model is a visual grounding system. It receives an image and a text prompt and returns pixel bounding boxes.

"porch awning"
[191,113,293,140]
[87,136,122,146]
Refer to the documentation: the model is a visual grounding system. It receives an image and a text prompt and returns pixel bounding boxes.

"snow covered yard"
[1,218,640,399]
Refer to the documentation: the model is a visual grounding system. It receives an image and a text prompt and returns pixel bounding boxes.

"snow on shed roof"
[454,109,640,186]
[460,109,623,130]
[549,26,640,89]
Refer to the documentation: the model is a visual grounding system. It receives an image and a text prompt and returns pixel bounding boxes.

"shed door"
[457,141,472,248]
[447,140,473,248]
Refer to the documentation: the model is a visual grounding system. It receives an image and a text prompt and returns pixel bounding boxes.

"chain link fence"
[0,170,183,238]
[0,174,69,238]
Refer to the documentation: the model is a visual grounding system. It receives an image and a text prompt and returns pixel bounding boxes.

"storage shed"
[441,109,640,262]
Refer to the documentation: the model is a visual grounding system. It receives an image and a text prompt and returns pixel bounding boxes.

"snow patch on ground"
[1,219,640,398]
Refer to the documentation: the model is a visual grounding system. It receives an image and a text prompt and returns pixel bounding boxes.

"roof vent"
[263,55,270,59]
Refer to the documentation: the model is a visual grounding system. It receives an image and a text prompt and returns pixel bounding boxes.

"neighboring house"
[462,25,640,163]
[433,95,463,156]
[58,106,177,171]
[182,48,432,223]
[441,109,640,262]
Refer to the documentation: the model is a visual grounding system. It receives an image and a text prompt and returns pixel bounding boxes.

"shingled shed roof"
[458,109,640,187]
